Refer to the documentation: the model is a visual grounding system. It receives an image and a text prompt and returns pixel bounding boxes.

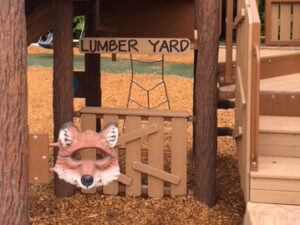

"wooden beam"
[133,161,180,184]
[84,1,101,131]
[0,0,28,223]
[116,124,158,147]
[194,0,219,207]
[52,0,75,197]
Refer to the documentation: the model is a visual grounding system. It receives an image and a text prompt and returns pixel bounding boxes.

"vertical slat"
[103,115,119,195]
[271,3,279,41]
[125,116,141,196]
[80,113,97,194]
[225,0,234,83]
[280,3,291,41]
[171,118,187,197]
[148,117,164,198]
[293,4,300,40]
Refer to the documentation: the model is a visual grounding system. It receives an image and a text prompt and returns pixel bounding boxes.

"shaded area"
[27,54,193,78]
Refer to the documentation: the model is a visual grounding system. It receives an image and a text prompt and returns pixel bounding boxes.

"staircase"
[250,73,300,205]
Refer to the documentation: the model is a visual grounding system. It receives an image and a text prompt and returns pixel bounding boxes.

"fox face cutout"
[52,122,120,190]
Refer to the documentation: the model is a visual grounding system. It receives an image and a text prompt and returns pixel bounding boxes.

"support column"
[85,1,101,129]
[52,0,75,197]
[0,0,28,224]
[193,0,219,207]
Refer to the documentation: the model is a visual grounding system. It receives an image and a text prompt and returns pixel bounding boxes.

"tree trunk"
[84,1,101,114]
[52,0,75,197]
[193,0,219,207]
[0,0,29,224]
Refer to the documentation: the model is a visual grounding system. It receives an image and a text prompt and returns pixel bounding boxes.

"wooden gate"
[80,107,189,198]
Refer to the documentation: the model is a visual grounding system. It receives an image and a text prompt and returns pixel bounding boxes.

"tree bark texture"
[84,1,101,130]
[0,0,29,224]
[52,0,75,197]
[193,0,219,207]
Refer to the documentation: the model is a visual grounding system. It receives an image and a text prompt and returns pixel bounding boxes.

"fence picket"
[171,118,187,197]
[125,116,142,196]
[293,4,300,40]
[280,3,292,41]
[271,3,279,41]
[80,113,97,194]
[148,117,164,198]
[103,115,119,195]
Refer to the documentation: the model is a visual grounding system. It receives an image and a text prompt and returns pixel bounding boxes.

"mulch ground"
[27,46,244,225]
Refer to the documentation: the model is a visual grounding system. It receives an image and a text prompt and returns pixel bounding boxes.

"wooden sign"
[79,38,191,54]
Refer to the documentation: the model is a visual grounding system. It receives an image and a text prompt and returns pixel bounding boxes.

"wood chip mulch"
[28,46,244,225]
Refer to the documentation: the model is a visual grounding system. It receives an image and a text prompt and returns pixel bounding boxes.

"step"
[259,116,300,157]
[219,73,300,116]
[250,156,300,205]
[244,202,300,225]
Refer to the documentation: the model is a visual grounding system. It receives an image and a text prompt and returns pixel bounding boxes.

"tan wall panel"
[251,189,300,205]
[251,177,300,192]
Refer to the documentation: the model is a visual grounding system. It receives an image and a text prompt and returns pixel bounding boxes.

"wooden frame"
[265,0,300,46]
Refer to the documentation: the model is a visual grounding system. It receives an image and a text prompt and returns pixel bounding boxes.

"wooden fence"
[80,107,189,198]
[265,0,300,46]
[234,0,260,202]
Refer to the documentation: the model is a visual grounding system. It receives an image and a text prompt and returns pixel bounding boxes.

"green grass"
[27,54,193,78]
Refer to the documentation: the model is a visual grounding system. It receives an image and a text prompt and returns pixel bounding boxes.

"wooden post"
[0,0,28,224]
[84,1,101,130]
[52,0,75,197]
[193,0,219,207]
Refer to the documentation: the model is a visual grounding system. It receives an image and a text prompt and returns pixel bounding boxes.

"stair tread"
[260,73,300,92]
[260,115,300,134]
[251,156,300,179]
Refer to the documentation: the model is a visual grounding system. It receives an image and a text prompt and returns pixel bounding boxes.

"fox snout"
[81,175,94,188]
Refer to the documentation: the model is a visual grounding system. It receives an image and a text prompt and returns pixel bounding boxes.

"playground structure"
[2,0,300,224]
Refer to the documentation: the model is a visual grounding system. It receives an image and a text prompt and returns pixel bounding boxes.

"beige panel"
[103,115,119,195]
[251,189,300,205]
[243,202,300,225]
[293,4,300,40]
[259,145,300,157]
[80,113,97,194]
[251,177,300,192]
[259,115,300,134]
[28,134,49,184]
[271,3,279,41]
[148,117,164,198]
[125,116,141,196]
[280,3,292,41]
[170,118,187,197]
[259,133,300,146]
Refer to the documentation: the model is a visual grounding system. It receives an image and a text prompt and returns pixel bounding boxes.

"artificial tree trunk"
[52,0,75,197]
[0,0,29,223]
[193,0,220,207]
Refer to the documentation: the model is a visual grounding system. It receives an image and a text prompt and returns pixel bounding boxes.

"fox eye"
[70,149,107,161]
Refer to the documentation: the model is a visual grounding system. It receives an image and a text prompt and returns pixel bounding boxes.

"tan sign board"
[79,38,191,54]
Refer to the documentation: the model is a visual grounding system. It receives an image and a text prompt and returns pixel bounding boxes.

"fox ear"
[101,123,118,148]
[58,122,76,147]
